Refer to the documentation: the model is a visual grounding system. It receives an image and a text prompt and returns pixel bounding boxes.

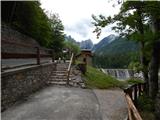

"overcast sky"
[40,0,121,44]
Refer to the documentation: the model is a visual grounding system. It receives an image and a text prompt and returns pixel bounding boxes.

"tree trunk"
[137,9,150,94]
[149,17,160,98]
[149,41,160,98]
[140,41,149,94]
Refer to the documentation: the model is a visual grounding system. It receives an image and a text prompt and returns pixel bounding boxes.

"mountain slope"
[94,37,139,55]
[80,39,93,49]
[64,35,80,46]
[92,34,116,52]
[93,35,140,68]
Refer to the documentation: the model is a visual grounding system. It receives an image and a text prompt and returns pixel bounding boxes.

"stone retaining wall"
[1,63,56,111]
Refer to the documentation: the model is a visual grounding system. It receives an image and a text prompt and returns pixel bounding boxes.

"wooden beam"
[125,94,143,120]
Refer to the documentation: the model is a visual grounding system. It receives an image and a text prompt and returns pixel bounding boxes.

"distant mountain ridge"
[93,35,139,55]
[92,34,139,68]
[80,39,93,49]
[92,34,117,52]
[64,35,80,46]
[65,35,93,50]
[65,34,139,54]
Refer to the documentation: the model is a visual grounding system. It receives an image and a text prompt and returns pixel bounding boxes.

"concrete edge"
[1,62,56,77]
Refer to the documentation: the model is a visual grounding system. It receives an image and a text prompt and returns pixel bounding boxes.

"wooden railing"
[124,83,146,120]
[2,46,54,65]
[125,94,143,120]
[66,53,74,85]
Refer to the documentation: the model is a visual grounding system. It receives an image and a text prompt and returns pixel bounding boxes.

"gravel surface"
[93,89,128,120]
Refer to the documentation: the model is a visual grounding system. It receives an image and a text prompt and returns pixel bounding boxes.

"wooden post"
[129,88,133,101]
[143,82,146,94]
[138,83,141,96]
[124,88,133,101]
[134,85,137,105]
[66,53,74,85]
[36,47,40,65]
[52,50,55,62]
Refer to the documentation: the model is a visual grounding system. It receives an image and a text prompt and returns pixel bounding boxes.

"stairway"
[48,62,86,88]
[48,62,69,86]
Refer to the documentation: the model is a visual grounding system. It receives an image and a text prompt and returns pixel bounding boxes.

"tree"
[144,1,160,98]
[92,1,158,94]
[1,1,52,47]
[1,1,65,50]
[48,13,65,54]
[64,41,80,55]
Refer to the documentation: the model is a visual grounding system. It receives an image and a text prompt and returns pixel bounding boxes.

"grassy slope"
[84,66,124,89]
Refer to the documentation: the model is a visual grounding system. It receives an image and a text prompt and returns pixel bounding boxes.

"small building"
[76,49,93,66]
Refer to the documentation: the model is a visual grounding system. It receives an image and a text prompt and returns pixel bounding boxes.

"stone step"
[49,79,68,82]
[51,73,67,76]
[54,71,67,73]
[56,69,68,71]
[51,75,67,77]
[48,81,67,85]
[50,76,67,79]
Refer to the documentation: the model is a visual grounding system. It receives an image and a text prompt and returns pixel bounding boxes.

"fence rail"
[124,83,146,104]
[2,46,54,66]
[124,83,146,120]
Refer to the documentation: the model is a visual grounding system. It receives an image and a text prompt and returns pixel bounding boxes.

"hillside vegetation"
[93,37,140,68]
[84,66,125,89]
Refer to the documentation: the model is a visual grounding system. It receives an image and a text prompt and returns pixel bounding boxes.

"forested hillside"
[93,36,140,68]
[1,1,64,54]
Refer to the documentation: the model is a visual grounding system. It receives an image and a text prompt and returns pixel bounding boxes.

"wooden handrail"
[66,53,74,85]
[124,83,146,120]
[124,83,146,103]
[125,94,143,120]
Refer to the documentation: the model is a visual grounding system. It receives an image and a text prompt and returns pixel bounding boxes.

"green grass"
[83,66,125,89]
[126,78,144,84]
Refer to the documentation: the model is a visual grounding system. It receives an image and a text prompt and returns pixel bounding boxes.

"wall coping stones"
[1,63,56,77]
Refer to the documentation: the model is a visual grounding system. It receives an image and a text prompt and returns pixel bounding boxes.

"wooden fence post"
[52,50,55,62]
[138,84,141,96]
[134,85,137,105]
[36,47,40,65]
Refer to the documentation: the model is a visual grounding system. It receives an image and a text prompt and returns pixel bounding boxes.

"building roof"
[76,49,93,58]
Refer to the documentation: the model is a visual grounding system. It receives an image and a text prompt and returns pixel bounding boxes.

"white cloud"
[40,0,121,44]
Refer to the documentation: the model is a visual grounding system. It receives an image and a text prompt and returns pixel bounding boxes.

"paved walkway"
[2,87,128,120]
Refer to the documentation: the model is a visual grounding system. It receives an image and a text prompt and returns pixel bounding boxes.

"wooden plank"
[126,98,133,120]
[1,40,36,48]
[2,52,52,59]
[2,53,36,58]
[125,94,143,120]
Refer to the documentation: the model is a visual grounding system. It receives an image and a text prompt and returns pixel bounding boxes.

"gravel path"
[93,89,128,120]
[2,87,128,120]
